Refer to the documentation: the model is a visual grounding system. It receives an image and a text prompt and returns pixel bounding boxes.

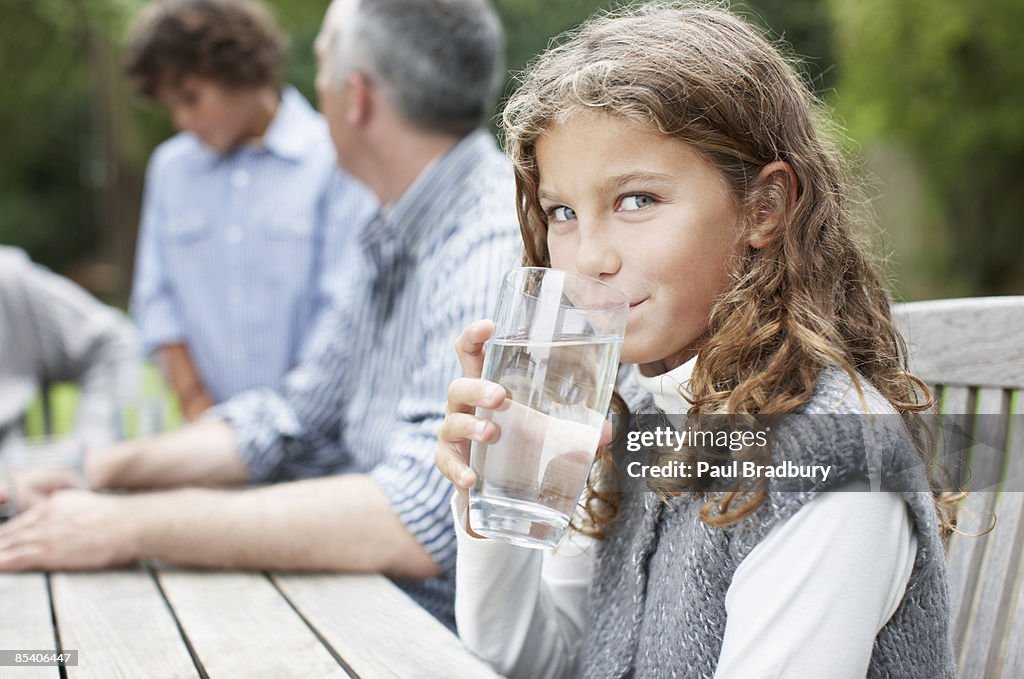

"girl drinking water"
[435,3,956,677]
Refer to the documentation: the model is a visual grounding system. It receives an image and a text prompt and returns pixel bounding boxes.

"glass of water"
[469,267,629,549]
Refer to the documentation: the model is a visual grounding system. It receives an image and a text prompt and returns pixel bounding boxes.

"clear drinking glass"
[468,267,629,548]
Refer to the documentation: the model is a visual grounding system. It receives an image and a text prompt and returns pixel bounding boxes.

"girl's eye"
[619,194,656,211]
[548,205,577,222]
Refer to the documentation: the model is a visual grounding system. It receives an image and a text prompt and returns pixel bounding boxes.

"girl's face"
[536,112,744,375]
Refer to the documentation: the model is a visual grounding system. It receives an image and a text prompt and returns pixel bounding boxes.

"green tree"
[736,0,836,94]
[829,0,1024,295]
[0,0,149,299]
[495,0,612,76]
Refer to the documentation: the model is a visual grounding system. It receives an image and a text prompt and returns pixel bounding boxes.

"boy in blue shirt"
[126,0,375,419]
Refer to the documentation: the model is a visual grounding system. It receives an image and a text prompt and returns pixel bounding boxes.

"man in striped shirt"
[0,0,517,628]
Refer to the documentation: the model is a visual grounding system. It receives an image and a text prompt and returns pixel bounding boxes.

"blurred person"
[0,0,516,630]
[126,0,376,420]
[0,246,136,472]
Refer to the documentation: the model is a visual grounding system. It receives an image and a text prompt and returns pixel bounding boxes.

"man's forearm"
[86,418,248,491]
[124,475,441,579]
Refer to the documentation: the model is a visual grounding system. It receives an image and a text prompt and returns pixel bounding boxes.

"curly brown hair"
[502,2,956,536]
[125,0,287,98]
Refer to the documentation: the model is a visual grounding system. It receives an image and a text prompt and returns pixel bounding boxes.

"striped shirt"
[216,130,521,626]
[131,86,377,403]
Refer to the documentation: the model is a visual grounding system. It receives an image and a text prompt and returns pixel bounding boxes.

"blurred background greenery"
[1,0,1021,306]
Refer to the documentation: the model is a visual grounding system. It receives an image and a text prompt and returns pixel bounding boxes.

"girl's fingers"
[455,320,495,378]
[437,412,496,447]
[437,411,496,489]
[446,377,506,415]
[435,440,478,489]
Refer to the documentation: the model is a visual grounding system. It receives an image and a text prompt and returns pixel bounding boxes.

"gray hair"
[329,0,505,135]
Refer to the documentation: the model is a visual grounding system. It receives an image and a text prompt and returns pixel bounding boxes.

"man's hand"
[0,467,84,513]
[0,490,138,571]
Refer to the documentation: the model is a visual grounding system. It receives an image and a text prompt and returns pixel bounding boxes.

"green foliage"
[735,0,836,94]
[0,1,95,271]
[494,0,613,76]
[829,0,1024,293]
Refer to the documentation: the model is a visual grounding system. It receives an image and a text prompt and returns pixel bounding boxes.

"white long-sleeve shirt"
[453,358,917,678]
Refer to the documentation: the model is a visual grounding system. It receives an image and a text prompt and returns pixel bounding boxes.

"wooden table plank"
[274,573,502,679]
[0,573,60,678]
[51,570,199,679]
[156,570,351,679]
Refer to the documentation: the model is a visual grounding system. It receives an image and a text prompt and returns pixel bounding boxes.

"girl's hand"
[435,319,616,538]
[435,320,505,512]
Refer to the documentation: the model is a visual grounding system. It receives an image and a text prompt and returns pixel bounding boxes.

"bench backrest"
[893,296,1024,678]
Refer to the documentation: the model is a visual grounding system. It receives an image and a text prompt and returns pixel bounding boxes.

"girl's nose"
[575,228,621,280]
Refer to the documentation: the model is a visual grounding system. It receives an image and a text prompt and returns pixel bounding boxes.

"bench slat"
[991,391,1024,676]
[942,386,990,652]
[937,386,973,488]
[970,388,1012,492]
[273,573,502,679]
[957,393,1024,677]
[1002,585,1024,677]
[995,399,1024,675]
[893,297,1024,389]
[156,569,352,679]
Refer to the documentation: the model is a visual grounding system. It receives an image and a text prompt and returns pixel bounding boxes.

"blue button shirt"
[131,87,377,402]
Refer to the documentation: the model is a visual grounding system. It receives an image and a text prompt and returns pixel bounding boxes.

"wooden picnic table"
[0,567,502,678]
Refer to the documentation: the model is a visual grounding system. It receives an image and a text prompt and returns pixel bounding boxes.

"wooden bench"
[893,295,1024,677]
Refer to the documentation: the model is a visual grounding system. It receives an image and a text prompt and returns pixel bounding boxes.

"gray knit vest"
[579,366,956,678]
